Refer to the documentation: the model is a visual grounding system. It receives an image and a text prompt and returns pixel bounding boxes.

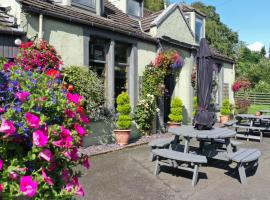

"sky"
[171,0,270,52]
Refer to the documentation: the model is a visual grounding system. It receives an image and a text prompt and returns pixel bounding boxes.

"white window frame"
[127,0,142,18]
[195,16,203,43]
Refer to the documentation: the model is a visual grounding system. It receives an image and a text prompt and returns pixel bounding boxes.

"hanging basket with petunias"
[0,41,90,199]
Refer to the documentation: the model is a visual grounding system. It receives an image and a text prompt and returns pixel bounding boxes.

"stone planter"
[167,121,181,129]
[220,115,230,124]
[114,130,131,146]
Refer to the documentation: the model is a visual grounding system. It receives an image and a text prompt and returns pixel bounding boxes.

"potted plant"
[220,99,232,123]
[114,92,132,145]
[167,97,183,128]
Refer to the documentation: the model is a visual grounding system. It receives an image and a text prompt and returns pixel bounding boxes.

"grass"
[248,104,270,114]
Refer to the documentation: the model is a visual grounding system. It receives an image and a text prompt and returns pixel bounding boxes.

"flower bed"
[0,41,90,199]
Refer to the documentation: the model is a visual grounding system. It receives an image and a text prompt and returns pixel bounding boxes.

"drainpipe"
[164,0,167,9]
[38,14,43,40]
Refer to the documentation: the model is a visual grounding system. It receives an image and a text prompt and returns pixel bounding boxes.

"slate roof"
[141,10,163,32]
[18,0,156,42]
[180,4,206,17]
[0,7,24,35]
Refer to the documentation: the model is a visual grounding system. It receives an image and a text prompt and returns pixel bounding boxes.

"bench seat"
[233,125,270,142]
[228,148,261,184]
[152,149,207,187]
[223,120,237,127]
[148,137,175,148]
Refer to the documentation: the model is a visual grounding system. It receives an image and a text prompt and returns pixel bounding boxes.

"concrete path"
[78,137,270,200]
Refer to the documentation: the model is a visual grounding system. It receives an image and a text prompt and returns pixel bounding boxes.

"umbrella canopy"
[194,38,215,129]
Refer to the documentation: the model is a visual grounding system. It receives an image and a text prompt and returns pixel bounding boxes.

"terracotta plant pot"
[114,130,131,146]
[220,115,230,124]
[167,121,181,129]
[255,111,262,116]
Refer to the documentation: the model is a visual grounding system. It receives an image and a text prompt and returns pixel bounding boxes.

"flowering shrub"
[15,40,63,71]
[134,94,156,135]
[154,50,184,70]
[235,98,251,114]
[232,78,251,92]
[0,42,90,199]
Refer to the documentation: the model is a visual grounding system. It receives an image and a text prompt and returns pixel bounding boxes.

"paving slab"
[78,137,270,200]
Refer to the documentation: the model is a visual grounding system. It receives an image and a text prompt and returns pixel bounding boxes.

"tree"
[260,46,266,57]
[144,0,165,12]
[191,2,238,58]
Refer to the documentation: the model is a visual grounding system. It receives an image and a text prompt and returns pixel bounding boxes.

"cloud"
[247,42,264,52]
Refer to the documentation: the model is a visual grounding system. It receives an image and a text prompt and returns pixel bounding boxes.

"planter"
[255,111,262,116]
[220,115,230,124]
[114,130,131,146]
[167,121,181,129]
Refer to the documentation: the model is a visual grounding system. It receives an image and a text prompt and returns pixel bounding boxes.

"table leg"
[225,138,233,154]
[184,137,190,153]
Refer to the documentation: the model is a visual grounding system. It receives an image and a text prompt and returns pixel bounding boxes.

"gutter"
[21,5,157,43]
[0,27,25,35]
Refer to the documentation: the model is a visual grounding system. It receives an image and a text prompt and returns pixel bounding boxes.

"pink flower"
[48,162,57,172]
[82,156,90,169]
[65,109,76,118]
[9,171,19,180]
[79,114,90,124]
[64,148,79,161]
[0,107,5,113]
[74,124,86,136]
[25,112,41,129]
[52,126,73,148]
[65,177,85,197]
[20,176,38,198]
[61,169,70,183]
[0,119,16,136]
[39,149,53,162]
[0,159,3,170]
[67,93,83,105]
[41,169,54,186]
[15,91,30,102]
[0,183,4,192]
[33,129,48,147]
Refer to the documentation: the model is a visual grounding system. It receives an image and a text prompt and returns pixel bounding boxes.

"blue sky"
[171,0,270,52]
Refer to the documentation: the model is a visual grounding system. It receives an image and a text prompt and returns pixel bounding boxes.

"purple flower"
[15,91,30,102]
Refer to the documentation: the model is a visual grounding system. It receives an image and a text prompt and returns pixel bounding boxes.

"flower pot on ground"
[114,92,132,145]
[220,99,232,124]
[167,97,183,128]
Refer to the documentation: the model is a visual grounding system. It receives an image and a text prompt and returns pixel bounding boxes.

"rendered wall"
[223,62,235,104]
[21,13,85,67]
[0,0,22,23]
[155,9,195,45]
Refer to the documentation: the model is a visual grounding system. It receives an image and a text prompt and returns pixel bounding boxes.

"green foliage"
[142,65,167,97]
[220,99,232,115]
[63,66,105,119]
[144,0,166,11]
[116,92,132,130]
[168,97,183,123]
[251,80,270,93]
[134,94,156,135]
[193,96,198,117]
[191,2,238,58]
[260,46,266,57]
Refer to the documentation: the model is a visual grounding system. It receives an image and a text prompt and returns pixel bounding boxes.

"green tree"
[191,2,238,57]
[260,46,266,57]
[144,0,165,12]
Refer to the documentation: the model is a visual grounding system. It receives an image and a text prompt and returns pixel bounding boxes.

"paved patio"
[78,137,270,200]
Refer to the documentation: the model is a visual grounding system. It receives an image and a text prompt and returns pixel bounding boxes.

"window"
[72,0,95,9]
[114,43,129,100]
[184,14,190,25]
[127,0,142,17]
[195,17,203,43]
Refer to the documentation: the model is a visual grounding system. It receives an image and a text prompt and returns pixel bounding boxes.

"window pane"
[128,0,141,17]
[90,37,106,61]
[195,17,203,43]
[115,43,129,64]
[73,0,95,8]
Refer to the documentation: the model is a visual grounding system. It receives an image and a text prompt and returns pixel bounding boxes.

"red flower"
[46,69,61,79]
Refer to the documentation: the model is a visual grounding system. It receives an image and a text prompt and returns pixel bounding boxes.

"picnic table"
[169,125,236,161]
[259,110,270,114]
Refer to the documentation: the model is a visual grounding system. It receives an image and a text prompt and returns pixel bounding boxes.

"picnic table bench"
[148,137,175,161]
[152,149,207,187]
[228,148,261,184]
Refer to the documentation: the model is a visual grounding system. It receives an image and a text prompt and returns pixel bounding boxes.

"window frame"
[71,0,96,11]
[127,0,143,18]
[195,15,203,43]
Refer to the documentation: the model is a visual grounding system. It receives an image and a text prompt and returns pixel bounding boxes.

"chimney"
[96,0,104,16]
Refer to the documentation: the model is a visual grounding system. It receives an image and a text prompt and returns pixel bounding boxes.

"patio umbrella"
[194,38,215,130]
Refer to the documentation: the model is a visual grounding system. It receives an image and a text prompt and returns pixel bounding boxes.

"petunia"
[82,156,90,169]
[41,169,54,186]
[79,114,90,124]
[52,126,73,148]
[39,149,53,162]
[15,91,30,102]
[0,107,5,113]
[25,112,41,129]
[0,183,4,192]
[20,176,38,198]
[61,169,70,183]
[46,69,61,79]
[67,93,83,105]
[9,171,19,180]
[0,159,3,170]
[0,119,16,136]
[65,177,85,197]
[76,106,84,113]
[33,130,48,147]
[74,124,86,136]
[65,109,76,118]
[64,148,79,161]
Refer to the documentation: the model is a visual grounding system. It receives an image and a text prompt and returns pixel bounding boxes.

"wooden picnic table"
[168,125,236,161]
